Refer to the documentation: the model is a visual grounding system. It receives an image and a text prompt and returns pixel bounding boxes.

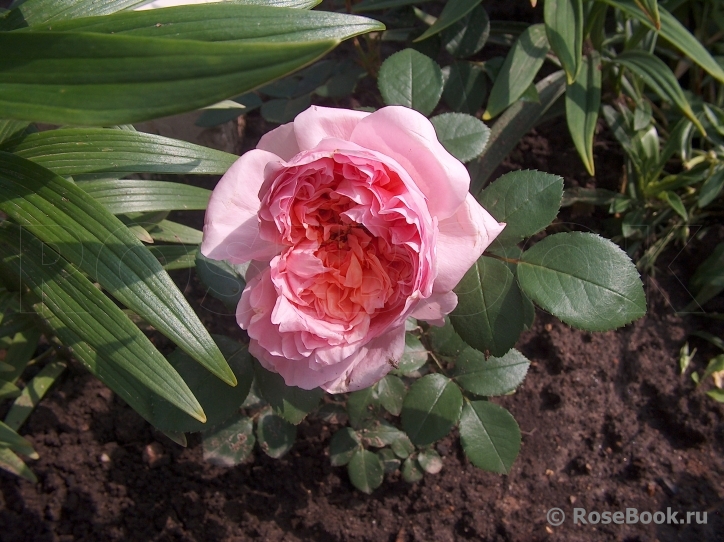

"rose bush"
[201,106,505,393]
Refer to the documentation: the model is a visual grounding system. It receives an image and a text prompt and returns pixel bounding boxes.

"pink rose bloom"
[201,106,505,393]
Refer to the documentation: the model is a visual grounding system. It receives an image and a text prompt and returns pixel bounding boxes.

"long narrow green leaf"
[4,360,66,432]
[0,32,337,126]
[471,70,566,193]
[565,51,601,176]
[148,220,203,244]
[0,152,235,387]
[24,4,384,44]
[0,328,41,385]
[0,120,30,146]
[77,180,210,214]
[414,0,481,42]
[0,420,38,459]
[2,129,237,176]
[138,0,323,9]
[483,24,550,120]
[0,0,148,30]
[544,0,583,84]
[601,0,724,83]
[613,51,705,135]
[0,447,36,483]
[0,223,207,423]
[149,244,199,270]
[635,0,661,29]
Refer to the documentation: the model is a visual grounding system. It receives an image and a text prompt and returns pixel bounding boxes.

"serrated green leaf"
[151,339,254,433]
[544,0,583,84]
[25,5,384,45]
[414,0,481,43]
[483,24,550,120]
[0,153,234,387]
[442,62,488,114]
[253,360,323,425]
[378,48,443,116]
[329,427,361,466]
[427,318,468,358]
[613,51,706,135]
[0,223,207,423]
[202,415,255,467]
[347,448,384,494]
[459,400,520,474]
[430,113,490,163]
[1,129,236,176]
[376,375,406,416]
[261,94,312,124]
[256,409,296,458]
[441,5,490,58]
[452,348,530,397]
[451,256,526,357]
[401,373,462,446]
[393,333,428,375]
[0,32,337,126]
[565,52,601,176]
[401,455,424,482]
[517,232,646,330]
[0,447,37,483]
[4,360,66,432]
[471,71,566,193]
[478,169,564,245]
[360,419,406,448]
[75,180,211,214]
[347,386,377,429]
[600,0,724,84]
[417,448,443,474]
[0,420,38,459]
[391,433,414,458]
[377,448,401,473]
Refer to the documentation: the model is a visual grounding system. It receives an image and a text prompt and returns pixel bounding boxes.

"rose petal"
[351,106,470,220]
[292,105,370,152]
[434,193,506,293]
[410,290,458,326]
[257,122,300,161]
[321,325,406,393]
[201,149,284,263]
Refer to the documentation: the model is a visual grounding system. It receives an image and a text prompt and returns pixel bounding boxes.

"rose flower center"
[262,154,425,344]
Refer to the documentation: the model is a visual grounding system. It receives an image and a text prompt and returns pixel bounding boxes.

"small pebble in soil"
[143,442,169,468]
[99,453,111,464]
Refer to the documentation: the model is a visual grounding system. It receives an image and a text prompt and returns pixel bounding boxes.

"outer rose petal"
[410,291,458,326]
[257,122,300,161]
[201,149,283,263]
[292,105,370,152]
[434,193,506,293]
[320,326,406,393]
[351,106,470,220]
